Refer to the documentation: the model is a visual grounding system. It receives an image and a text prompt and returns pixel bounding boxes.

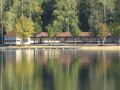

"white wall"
[4,37,31,45]
[42,40,61,44]
[4,37,21,45]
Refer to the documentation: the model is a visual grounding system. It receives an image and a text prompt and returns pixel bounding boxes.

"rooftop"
[5,31,92,37]
[36,32,48,37]
[4,32,17,37]
[36,32,92,38]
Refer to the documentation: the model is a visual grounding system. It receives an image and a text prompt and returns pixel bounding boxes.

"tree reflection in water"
[0,49,119,90]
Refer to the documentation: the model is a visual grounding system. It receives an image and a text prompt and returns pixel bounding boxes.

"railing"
[31,37,120,45]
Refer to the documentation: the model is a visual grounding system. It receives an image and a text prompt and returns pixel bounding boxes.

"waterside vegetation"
[0,0,120,45]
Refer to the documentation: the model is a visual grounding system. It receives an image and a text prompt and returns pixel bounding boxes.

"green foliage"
[15,16,34,39]
[109,23,120,37]
[46,23,55,37]
[98,23,109,39]
[34,22,42,33]
[3,11,16,32]
[46,24,53,37]
[88,0,106,36]
[33,12,43,33]
[114,0,120,22]
[46,20,62,37]
[71,22,81,37]
[0,0,120,39]
[51,0,80,32]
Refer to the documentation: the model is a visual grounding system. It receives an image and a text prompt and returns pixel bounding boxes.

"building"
[4,31,92,45]
[36,32,61,44]
[4,32,32,45]
[35,32,92,44]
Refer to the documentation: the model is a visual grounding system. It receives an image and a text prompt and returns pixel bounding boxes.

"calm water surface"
[0,49,120,90]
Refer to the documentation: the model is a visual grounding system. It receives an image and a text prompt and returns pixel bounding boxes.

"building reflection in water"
[0,49,120,90]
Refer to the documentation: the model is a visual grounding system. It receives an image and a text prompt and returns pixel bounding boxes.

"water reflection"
[0,49,120,90]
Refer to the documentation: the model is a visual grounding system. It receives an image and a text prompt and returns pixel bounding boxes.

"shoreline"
[79,46,120,51]
[0,45,120,51]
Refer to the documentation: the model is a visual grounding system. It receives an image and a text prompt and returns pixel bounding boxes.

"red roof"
[57,32,72,37]
[5,31,92,37]
[4,32,17,37]
[36,32,48,37]
[80,32,92,37]
[36,32,92,37]
[57,32,91,37]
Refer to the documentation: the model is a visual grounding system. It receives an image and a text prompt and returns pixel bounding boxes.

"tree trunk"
[2,36,4,45]
[48,37,50,45]
[97,38,100,45]
[118,37,120,46]
[74,37,76,45]
[54,37,56,45]
[34,38,35,44]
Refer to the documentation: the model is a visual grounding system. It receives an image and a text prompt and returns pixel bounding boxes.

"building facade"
[4,32,32,45]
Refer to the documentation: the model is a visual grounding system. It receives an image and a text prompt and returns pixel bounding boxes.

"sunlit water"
[0,49,120,90]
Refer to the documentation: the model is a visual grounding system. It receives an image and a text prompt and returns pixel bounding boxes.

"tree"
[33,11,43,34]
[109,23,120,45]
[41,0,55,31]
[89,0,105,36]
[46,20,61,44]
[50,0,80,32]
[15,16,34,42]
[89,0,99,36]
[114,0,120,23]
[12,0,21,17]
[20,0,32,17]
[47,24,54,37]
[1,0,120,44]
[2,0,20,33]
[78,0,91,32]
[71,22,81,45]
[3,11,16,32]
[46,24,53,45]
[0,0,4,44]
[98,23,109,45]
[34,22,42,34]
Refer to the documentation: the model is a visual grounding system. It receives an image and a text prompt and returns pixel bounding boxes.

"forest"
[0,0,120,40]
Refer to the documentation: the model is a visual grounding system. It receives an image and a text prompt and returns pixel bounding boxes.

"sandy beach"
[0,45,120,51]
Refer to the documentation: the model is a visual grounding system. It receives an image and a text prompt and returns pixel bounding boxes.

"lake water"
[0,49,120,90]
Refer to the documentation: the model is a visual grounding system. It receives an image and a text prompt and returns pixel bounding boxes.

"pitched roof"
[80,32,92,37]
[5,31,92,38]
[57,32,91,37]
[36,32,48,37]
[97,33,111,37]
[36,32,92,37]
[4,32,17,37]
[57,32,72,37]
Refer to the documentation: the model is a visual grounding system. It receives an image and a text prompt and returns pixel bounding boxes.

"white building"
[4,32,32,45]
